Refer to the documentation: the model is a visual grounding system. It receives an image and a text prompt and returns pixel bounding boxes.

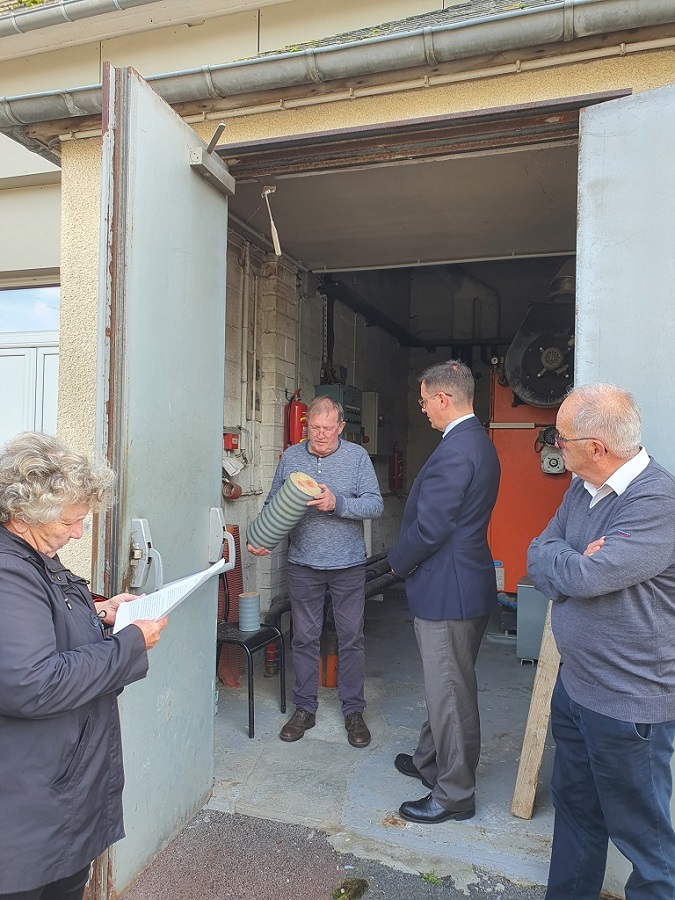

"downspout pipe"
[1,0,675,145]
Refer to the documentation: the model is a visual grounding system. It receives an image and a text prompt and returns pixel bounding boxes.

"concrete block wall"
[219,237,269,595]
[248,254,301,602]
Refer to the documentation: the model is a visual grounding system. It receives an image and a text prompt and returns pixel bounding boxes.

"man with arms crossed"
[528,383,675,898]
[249,395,383,748]
[388,360,500,823]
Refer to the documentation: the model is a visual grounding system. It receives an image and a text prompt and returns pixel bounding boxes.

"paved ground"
[121,588,557,898]
[121,809,548,900]
[206,590,555,889]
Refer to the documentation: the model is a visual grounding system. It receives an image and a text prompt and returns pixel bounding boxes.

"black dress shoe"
[399,793,475,824]
[394,753,434,790]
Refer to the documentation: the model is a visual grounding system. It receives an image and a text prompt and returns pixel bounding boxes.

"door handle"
[129,518,164,593]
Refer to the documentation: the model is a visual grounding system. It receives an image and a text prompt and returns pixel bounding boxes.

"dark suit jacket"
[387,416,501,620]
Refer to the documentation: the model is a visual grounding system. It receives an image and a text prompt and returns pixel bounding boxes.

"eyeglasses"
[418,393,442,409]
[553,430,599,448]
[308,424,341,435]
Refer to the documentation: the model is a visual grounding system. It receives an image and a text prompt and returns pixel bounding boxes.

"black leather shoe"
[279,708,316,742]
[399,793,475,824]
[394,753,434,790]
[345,711,371,747]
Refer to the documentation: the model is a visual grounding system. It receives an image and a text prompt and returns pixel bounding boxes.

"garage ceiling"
[228,141,578,272]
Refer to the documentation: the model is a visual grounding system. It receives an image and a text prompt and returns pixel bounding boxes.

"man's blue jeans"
[546,676,675,899]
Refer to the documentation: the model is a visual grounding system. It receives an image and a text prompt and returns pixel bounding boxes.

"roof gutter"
[1,0,675,156]
[0,0,162,38]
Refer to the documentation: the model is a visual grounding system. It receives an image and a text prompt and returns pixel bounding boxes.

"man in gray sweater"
[528,383,675,899]
[248,395,383,747]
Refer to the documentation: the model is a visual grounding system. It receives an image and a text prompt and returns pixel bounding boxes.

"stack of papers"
[113,558,226,634]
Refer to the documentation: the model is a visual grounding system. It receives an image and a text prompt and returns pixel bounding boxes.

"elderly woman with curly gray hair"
[0,431,167,900]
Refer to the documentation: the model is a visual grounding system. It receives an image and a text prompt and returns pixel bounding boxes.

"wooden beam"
[511,601,560,819]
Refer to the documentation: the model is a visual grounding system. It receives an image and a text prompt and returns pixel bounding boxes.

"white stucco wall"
[56,137,101,578]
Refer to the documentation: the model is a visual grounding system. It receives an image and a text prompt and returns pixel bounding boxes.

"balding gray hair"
[0,431,115,525]
[567,383,642,459]
[308,395,345,423]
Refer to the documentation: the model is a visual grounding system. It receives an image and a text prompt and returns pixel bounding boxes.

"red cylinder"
[323,631,338,689]
[264,642,279,677]
[289,397,307,445]
[285,389,308,448]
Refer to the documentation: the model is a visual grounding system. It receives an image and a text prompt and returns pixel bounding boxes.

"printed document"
[113,558,226,633]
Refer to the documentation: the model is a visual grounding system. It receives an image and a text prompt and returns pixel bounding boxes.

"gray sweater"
[266,439,383,569]
[528,459,675,723]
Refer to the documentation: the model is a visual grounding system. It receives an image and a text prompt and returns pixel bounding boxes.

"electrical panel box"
[361,391,378,455]
[314,384,362,442]
[516,577,549,661]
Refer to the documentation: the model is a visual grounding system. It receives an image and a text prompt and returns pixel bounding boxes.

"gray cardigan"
[265,439,383,569]
[0,525,148,893]
[527,459,675,724]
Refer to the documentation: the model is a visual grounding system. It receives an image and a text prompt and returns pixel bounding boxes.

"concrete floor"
[207,587,555,891]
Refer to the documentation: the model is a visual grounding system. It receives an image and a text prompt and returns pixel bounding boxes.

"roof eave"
[3,0,675,165]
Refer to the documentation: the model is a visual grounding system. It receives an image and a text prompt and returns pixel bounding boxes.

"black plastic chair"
[216,572,286,738]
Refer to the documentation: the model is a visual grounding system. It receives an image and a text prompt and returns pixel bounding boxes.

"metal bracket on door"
[129,518,164,593]
[190,123,235,198]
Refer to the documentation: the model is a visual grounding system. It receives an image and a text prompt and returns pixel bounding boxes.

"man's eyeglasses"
[308,424,341,435]
[418,393,442,409]
[553,430,598,448]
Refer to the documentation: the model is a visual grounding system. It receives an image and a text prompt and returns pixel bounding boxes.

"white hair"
[0,432,115,525]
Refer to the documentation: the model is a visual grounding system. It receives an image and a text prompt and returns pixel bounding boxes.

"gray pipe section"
[264,571,401,630]
[264,553,399,629]
[0,0,159,39]
[1,0,675,136]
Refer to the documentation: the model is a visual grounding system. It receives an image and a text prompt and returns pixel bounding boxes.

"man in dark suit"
[387,360,500,824]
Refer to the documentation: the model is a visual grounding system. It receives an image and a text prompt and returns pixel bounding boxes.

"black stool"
[216,572,286,738]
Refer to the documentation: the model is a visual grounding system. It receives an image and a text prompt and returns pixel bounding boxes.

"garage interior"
[218,98,587,592]
[203,101,590,886]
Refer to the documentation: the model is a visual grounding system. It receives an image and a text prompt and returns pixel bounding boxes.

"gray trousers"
[412,614,490,811]
[286,562,366,716]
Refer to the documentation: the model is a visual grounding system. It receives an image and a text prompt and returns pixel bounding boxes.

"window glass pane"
[0,286,60,332]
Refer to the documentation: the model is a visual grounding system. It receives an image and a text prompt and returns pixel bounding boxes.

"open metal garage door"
[576,81,675,895]
[577,83,675,472]
[94,64,234,897]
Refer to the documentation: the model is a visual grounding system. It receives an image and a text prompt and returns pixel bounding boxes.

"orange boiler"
[487,373,571,594]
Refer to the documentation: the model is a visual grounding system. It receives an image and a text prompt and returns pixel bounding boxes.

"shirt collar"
[305,437,342,459]
[583,446,649,501]
[443,413,475,438]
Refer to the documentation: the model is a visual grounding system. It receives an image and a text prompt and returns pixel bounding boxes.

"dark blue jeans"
[0,865,90,900]
[547,676,675,899]
[286,563,366,716]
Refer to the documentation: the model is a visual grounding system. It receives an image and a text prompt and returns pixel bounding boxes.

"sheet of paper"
[113,558,226,633]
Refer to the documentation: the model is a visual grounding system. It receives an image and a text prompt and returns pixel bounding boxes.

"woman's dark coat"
[0,525,148,893]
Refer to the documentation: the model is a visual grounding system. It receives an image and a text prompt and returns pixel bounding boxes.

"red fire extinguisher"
[389,442,404,491]
[284,389,308,449]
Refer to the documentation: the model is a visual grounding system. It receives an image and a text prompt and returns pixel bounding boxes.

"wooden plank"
[511,601,560,819]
